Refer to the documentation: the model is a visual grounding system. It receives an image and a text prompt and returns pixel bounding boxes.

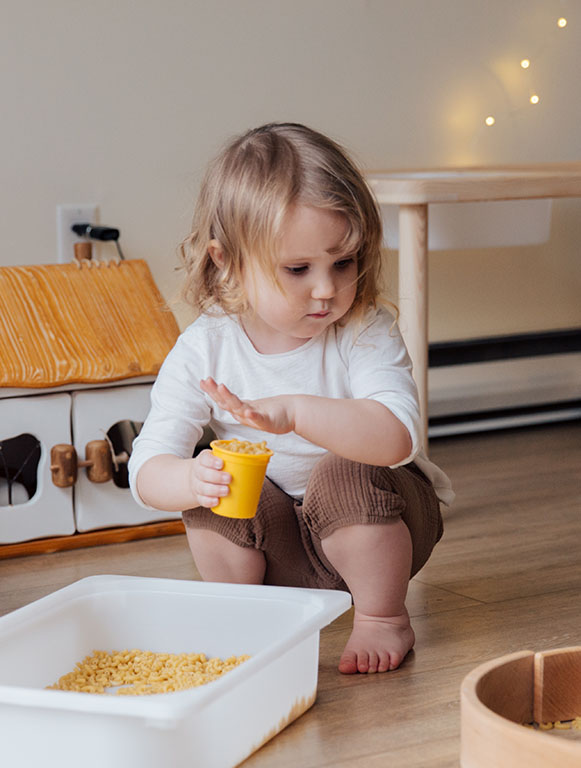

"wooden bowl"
[461,646,581,768]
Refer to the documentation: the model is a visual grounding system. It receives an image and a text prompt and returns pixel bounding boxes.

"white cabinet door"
[72,385,179,531]
[0,393,75,543]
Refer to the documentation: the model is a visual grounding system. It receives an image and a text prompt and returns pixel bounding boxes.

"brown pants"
[183,453,443,591]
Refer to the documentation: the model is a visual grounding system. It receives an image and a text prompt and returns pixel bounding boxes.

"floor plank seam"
[411,579,488,606]
[473,584,581,607]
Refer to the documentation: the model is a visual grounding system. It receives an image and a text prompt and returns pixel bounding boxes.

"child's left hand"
[200,377,296,434]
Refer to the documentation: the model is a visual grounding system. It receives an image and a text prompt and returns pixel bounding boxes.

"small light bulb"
[520,59,530,69]
[557,17,567,28]
[485,116,496,126]
[530,94,540,104]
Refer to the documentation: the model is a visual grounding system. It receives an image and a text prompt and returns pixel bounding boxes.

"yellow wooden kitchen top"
[0,259,179,388]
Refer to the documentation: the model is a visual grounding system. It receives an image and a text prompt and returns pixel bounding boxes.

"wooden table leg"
[398,204,429,449]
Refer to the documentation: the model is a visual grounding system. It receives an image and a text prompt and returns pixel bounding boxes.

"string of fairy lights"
[484,15,568,127]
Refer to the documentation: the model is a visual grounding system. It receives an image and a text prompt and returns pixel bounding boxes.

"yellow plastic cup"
[210,440,274,519]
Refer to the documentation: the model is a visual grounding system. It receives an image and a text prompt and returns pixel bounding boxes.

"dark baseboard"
[428,399,581,429]
[429,328,581,368]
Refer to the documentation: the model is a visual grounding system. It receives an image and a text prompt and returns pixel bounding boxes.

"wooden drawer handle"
[50,440,113,487]
[50,444,77,487]
[82,440,113,483]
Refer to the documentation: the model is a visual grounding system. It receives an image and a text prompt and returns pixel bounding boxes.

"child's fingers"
[197,481,230,508]
[200,376,217,391]
[201,377,231,401]
[200,378,249,414]
[197,448,223,470]
[216,382,246,411]
[200,378,271,430]
[193,451,231,510]
[197,494,219,508]
[199,377,223,403]
[196,450,231,482]
[192,459,231,508]
[199,469,231,487]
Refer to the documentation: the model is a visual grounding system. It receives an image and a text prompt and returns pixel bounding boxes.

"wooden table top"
[367,162,581,204]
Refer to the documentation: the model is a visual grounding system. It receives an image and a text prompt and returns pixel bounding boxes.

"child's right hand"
[190,449,232,509]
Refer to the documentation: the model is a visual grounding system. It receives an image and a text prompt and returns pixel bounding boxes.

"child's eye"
[284,265,308,275]
[334,258,355,269]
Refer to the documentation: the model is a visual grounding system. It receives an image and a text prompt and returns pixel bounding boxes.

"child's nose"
[311,273,335,299]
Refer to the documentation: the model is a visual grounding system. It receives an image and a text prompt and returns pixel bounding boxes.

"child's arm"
[128,324,228,512]
[294,395,411,466]
[200,378,411,467]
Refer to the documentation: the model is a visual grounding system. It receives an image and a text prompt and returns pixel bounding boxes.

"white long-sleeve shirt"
[128,307,454,506]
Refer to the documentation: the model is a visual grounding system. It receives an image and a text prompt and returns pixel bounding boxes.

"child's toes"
[367,651,380,673]
[338,649,358,675]
[388,651,404,670]
[356,650,370,674]
[377,652,391,673]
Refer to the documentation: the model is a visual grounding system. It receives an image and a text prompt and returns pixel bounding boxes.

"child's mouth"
[308,311,331,318]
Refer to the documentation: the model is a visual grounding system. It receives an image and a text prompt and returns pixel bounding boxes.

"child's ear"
[208,240,225,269]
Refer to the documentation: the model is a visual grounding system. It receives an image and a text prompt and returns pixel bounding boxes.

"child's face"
[241,205,358,353]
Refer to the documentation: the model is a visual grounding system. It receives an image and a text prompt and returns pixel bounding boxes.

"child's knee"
[303,454,405,537]
[308,453,402,497]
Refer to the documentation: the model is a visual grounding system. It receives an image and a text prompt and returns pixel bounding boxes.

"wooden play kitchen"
[0,249,184,557]
[461,646,581,767]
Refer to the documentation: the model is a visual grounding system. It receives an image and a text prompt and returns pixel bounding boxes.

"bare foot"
[338,610,415,674]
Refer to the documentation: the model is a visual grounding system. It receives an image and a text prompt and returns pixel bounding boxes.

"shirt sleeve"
[128,328,211,507]
[345,308,422,467]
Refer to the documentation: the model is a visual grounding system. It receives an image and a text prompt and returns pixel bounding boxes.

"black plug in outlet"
[71,223,125,260]
[71,223,120,241]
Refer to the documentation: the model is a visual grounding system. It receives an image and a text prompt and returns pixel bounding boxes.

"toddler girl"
[129,122,454,675]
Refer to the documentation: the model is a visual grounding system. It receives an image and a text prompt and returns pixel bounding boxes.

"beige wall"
[2,0,580,340]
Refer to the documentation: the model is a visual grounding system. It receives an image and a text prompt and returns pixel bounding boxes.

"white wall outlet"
[56,204,99,263]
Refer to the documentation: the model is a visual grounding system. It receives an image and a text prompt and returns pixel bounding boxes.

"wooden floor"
[1,421,580,767]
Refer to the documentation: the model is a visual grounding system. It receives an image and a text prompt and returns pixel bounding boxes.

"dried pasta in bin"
[47,649,250,695]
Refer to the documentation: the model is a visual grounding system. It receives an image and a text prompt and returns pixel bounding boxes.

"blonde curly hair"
[179,122,392,325]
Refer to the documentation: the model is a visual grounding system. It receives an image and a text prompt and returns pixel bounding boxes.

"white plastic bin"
[0,576,351,768]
